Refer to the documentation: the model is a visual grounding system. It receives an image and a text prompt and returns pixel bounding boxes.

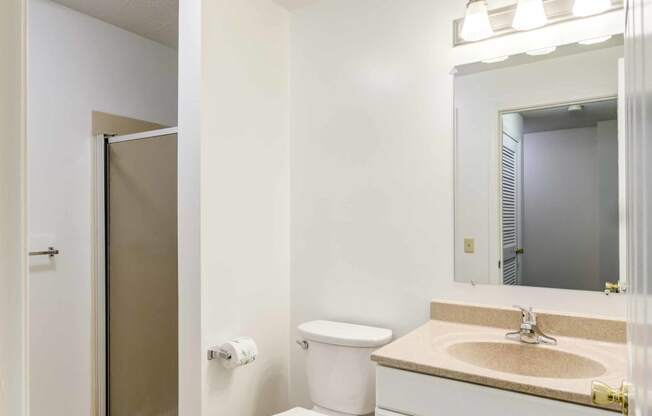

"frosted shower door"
[107,133,178,416]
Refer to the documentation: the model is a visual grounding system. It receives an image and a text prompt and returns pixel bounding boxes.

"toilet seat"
[275,408,320,416]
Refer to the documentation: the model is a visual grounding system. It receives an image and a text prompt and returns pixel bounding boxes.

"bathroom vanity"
[374,367,613,416]
[372,301,626,416]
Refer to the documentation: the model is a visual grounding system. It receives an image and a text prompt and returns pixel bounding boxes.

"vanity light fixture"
[573,0,612,17]
[568,104,584,112]
[526,46,557,56]
[512,0,548,31]
[578,35,613,45]
[460,0,495,42]
[482,56,510,64]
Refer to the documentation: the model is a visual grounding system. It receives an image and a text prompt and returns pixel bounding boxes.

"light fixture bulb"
[512,0,548,31]
[482,56,510,64]
[460,0,495,42]
[573,0,612,17]
[578,35,613,45]
[526,46,557,56]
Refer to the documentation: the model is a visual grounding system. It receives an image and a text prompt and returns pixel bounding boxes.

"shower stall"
[94,127,179,416]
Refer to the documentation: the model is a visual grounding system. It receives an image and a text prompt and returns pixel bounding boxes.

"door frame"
[91,127,178,416]
[91,133,107,416]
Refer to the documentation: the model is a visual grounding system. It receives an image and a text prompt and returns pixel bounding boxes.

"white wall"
[0,1,25,415]
[199,1,290,415]
[290,0,463,407]
[454,46,623,285]
[521,125,618,291]
[290,0,626,408]
[27,1,177,414]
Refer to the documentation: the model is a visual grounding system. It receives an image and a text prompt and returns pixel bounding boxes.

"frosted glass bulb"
[578,35,613,45]
[482,56,510,63]
[461,1,495,42]
[573,0,612,17]
[526,46,557,56]
[512,0,548,31]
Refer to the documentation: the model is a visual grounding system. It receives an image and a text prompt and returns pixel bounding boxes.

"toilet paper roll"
[220,337,258,369]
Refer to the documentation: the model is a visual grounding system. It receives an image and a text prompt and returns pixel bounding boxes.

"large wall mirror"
[454,36,625,292]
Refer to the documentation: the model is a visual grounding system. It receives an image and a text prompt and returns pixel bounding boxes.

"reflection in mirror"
[454,38,624,292]
[500,100,618,290]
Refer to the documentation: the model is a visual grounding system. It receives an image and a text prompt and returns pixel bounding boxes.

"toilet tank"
[298,321,393,415]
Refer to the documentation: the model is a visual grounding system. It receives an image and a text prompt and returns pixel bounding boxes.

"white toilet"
[278,320,393,416]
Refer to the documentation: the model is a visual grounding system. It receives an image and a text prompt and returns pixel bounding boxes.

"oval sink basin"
[447,341,607,379]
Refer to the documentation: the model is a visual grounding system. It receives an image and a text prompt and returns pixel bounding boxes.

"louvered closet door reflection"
[502,132,522,286]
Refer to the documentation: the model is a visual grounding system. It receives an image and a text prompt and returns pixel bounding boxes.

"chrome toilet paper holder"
[207,347,232,361]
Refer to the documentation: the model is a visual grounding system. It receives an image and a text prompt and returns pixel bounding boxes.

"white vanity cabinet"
[376,366,615,416]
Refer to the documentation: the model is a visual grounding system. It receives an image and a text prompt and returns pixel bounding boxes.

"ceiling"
[52,0,179,48]
[520,99,618,134]
[51,0,318,49]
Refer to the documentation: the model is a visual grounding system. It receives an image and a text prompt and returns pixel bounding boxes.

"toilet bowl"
[311,404,357,416]
[275,320,392,416]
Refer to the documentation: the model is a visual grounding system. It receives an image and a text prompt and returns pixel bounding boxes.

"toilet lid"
[275,408,320,416]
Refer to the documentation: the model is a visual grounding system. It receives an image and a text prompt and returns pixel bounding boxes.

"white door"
[502,132,523,285]
[590,2,652,415]
[28,139,92,415]
[623,1,652,414]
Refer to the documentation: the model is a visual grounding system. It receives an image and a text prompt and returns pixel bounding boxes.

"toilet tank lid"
[298,320,393,347]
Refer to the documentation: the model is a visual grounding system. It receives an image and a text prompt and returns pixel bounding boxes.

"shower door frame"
[91,127,178,416]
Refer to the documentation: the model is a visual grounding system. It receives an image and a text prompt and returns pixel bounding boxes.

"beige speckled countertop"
[371,301,627,412]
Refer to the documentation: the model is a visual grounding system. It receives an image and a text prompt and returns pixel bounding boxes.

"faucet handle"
[513,305,532,315]
[513,305,535,322]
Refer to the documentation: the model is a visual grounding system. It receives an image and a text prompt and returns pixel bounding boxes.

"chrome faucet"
[505,305,557,345]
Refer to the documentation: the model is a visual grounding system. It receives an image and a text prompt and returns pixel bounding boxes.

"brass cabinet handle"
[592,381,629,415]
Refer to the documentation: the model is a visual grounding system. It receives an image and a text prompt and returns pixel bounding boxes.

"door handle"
[592,381,629,415]
[29,247,60,258]
[514,248,525,255]
[604,281,624,295]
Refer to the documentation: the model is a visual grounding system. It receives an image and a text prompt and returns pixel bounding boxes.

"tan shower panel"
[92,111,168,136]
[107,134,178,415]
